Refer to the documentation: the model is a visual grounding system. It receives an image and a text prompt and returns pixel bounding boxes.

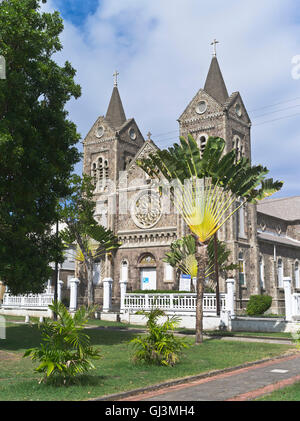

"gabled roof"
[204,56,229,105]
[257,196,300,221]
[105,86,127,129]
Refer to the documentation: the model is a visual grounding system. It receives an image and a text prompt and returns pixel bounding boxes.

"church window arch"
[232,135,242,161]
[104,159,109,180]
[277,258,283,288]
[138,253,156,266]
[121,260,128,282]
[92,162,97,186]
[197,133,208,156]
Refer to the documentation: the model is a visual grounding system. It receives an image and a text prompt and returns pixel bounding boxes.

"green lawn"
[257,382,300,401]
[0,320,295,401]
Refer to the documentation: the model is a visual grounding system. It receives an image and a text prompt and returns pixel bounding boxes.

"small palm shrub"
[246,295,272,316]
[129,308,189,366]
[23,301,101,384]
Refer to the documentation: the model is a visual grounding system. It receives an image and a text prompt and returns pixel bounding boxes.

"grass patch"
[257,381,300,401]
[0,322,295,401]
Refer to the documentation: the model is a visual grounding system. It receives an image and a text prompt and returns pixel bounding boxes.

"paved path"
[120,353,300,401]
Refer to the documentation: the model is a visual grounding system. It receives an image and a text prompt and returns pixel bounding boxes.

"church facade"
[79,56,300,315]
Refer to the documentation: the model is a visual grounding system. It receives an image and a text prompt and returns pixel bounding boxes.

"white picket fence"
[2,293,54,309]
[123,293,226,314]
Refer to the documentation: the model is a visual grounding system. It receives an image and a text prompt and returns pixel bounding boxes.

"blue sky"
[43,0,300,199]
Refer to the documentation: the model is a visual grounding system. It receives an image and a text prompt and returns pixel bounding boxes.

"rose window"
[131,191,162,228]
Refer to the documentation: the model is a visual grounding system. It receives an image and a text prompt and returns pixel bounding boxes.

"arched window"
[92,162,97,186]
[295,261,300,289]
[238,252,245,286]
[259,255,265,289]
[277,258,283,288]
[104,160,109,179]
[197,134,208,157]
[121,260,128,282]
[232,136,242,162]
[98,157,104,188]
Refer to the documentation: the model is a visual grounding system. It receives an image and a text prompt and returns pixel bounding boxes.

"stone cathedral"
[79,55,300,315]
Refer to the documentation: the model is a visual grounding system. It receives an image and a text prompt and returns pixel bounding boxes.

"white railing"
[2,293,54,309]
[123,293,226,314]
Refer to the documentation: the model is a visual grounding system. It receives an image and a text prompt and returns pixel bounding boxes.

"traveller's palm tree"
[137,135,283,343]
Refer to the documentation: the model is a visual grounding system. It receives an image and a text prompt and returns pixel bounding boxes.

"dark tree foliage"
[0,0,81,294]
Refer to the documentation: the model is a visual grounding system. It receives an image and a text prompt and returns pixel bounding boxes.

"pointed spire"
[105,71,126,128]
[204,56,229,105]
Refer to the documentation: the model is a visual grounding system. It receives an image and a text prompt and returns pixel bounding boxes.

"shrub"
[23,301,101,384]
[129,308,189,366]
[246,295,272,316]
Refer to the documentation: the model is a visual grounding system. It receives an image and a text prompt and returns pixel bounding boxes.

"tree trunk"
[86,260,94,307]
[214,233,220,316]
[195,243,208,345]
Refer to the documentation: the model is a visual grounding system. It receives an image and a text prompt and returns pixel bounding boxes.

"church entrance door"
[140,268,156,290]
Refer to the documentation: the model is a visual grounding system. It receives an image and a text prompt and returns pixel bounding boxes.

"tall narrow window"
[277,258,283,288]
[233,136,242,162]
[98,157,103,189]
[259,255,265,289]
[121,261,128,282]
[197,134,208,157]
[92,163,97,186]
[104,159,109,180]
[295,262,300,289]
[238,252,245,286]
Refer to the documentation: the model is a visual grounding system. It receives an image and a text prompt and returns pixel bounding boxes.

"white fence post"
[69,278,80,312]
[283,277,293,321]
[119,279,128,313]
[102,277,113,313]
[57,280,64,303]
[226,279,235,319]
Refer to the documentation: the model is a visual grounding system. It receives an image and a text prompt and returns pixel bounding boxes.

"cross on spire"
[113,70,119,87]
[211,39,219,57]
[147,131,152,140]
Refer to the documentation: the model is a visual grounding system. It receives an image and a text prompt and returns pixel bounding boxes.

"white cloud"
[46,0,300,197]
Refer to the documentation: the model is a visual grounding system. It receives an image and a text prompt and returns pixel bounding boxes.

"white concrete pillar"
[102,277,113,313]
[57,280,64,302]
[119,279,128,313]
[226,279,235,319]
[283,277,293,321]
[69,277,80,312]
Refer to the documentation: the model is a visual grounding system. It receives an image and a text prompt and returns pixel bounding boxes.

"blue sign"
[181,274,191,280]
[142,277,149,283]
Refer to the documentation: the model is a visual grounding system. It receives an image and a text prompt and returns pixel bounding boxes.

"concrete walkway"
[119,353,300,401]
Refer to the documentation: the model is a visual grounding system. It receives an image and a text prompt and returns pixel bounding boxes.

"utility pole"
[53,219,59,321]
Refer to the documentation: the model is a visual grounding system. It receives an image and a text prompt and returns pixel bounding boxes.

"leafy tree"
[24,300,101,384]
[137,135,283,344]
[0,0,81,294]
[59,174,121,306]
